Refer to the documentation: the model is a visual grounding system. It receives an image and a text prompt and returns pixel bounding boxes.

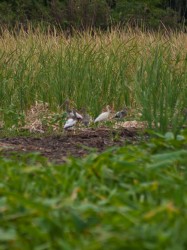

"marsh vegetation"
[0,28,187,133]
[0,27,187,250]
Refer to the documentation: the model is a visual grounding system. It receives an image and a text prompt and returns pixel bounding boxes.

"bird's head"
[106,105,111,112]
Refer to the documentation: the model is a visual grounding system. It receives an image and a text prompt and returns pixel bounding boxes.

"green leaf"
[0,228,17,241]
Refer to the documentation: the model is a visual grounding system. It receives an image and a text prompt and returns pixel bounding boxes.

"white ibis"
[70,111,83,120]
[64,118,77,130]
[64,99,83,120]
[64,109,77,130]
[113,107,128,119]
[94,105,111,123]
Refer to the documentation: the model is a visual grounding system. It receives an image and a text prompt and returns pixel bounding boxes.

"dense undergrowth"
[0,129,187,249]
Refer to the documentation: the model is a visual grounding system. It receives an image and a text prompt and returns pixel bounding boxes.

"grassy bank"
[0,28,187,132]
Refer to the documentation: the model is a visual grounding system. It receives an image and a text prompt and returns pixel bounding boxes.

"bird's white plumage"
[94,109,110,123]
[64,99,83,120]
[64,118,77,129]
[69,111,83,120]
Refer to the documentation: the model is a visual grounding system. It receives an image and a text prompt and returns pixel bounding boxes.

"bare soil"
[0,128,145,164]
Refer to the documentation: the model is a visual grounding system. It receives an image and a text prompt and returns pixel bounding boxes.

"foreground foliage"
[0,130,187,250]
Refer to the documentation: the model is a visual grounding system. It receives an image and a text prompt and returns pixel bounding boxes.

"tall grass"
[0,27,187,132]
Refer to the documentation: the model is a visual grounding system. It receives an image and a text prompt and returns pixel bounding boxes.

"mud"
[0,128,145,164]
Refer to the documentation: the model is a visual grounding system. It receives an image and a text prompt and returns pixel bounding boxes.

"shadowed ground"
[0,128,146,164]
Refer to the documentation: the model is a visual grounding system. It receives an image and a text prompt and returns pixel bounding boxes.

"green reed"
[0,28,186,132]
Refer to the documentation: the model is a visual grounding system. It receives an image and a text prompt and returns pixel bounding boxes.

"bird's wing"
[69,111,83,119]
[94,114,101,122]
[94,112,108,122]
[113,111,120,118]
[76,112,83,119]
[64,119,76,129]
[113,110,126,118]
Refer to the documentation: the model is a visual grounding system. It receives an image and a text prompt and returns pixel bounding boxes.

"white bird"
[64,118,77,130]
[94,105,111,123]
[64,108,78,130]
[69,111,83,120]
[64,99,83,120]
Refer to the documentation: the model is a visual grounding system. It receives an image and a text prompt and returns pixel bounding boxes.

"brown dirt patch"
[0,128,145,164]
